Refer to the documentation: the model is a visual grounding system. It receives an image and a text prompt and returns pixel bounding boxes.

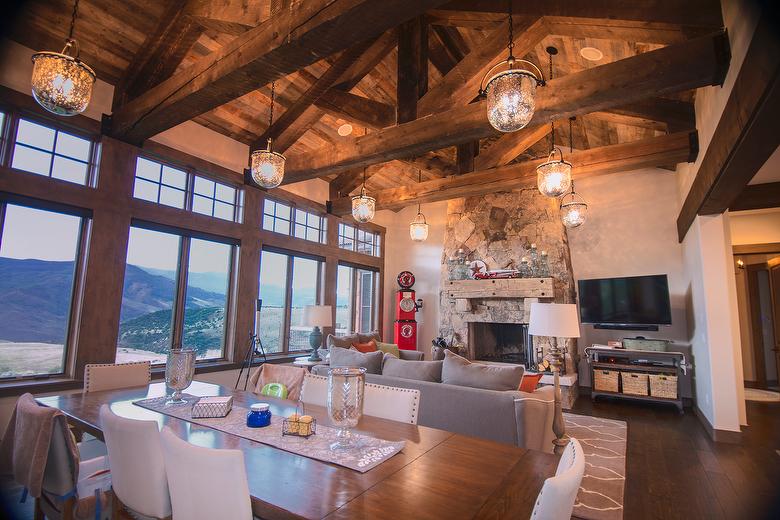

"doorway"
[734,248,780,390]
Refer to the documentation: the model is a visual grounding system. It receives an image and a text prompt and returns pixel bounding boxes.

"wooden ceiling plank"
[475,124,551,169]
[186,0,270,28]
[284,31,729,183]
[544,17,707,45]
[330,131,697,214]
[332,30,398,92]
[108,0,448,144]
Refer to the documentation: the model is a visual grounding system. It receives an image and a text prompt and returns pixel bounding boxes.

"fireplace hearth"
[469,322,529,365]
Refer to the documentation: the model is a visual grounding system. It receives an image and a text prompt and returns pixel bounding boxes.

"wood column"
[397,16,428,124]
[233,187,264,364]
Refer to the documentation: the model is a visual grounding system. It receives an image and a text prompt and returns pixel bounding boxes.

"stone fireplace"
[469,322,529,365]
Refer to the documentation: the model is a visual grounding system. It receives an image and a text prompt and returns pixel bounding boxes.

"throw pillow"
[327,333,358,349]
[518,372,544,392]
[329,346,383,374]
[352,340,378,353]
[382,356,443,382]
[358,331,381,343]
[376,341,400,358]
[441,350,524,391]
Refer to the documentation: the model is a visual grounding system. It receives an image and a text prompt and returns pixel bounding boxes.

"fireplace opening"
[469,323,529,365]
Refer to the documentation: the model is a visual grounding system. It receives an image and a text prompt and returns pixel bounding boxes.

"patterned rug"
[563,413,627,520]
[744,388,780,402]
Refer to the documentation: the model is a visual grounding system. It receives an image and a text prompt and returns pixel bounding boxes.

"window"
[338,223,380,257]
[258,250,323,355]
[263,199,327,244]
[336,265,379,334]
[0,204,85,378]
[117,226,234,364]
[132,157,241,221]
[10,118,93,185]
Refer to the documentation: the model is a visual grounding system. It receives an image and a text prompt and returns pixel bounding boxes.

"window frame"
[336,262,380,335]
[263,197,328,245]
[338,223,381,257]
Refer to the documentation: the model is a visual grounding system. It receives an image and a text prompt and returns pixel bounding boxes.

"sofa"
[312,358,556,453]
[324,332,424,361]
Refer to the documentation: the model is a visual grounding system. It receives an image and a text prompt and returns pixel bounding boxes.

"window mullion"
[282,255,294,355]
[171,236,191,349]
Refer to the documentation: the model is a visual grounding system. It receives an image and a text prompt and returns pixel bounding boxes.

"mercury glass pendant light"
[351,167,376,223]
[478,0,544,132]
[560,117,588,228]
[251,82,286,188]
[536,48,572,198]
[409,170,429,242]
[31,0,96,116]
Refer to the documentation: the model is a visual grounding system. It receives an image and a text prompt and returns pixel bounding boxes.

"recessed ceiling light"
[580,47,603,61]
[337,123,353,136]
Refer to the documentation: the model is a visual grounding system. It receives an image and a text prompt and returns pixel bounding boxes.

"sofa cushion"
[358,331,381,343]
[329,346,383,374]
[441,350,524,391]
[327,334,358,349]
[376,341,400,358]
[381,356,443,382]
[352,340,378,353]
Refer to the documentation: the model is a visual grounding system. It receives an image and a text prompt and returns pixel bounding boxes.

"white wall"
[729,209,780,245]
[373,202,448,360]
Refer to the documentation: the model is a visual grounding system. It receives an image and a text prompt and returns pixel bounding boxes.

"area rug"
[563,413,627,520]
[744,388,780,402]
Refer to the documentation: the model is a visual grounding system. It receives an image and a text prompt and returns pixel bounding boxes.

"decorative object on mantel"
[31,0,95,116]
[560,118,589,228]
[302,304,332,362]
[351,167,376,223]
[251,82,286,188]
[447,248,470,280]
[478,0,545,132]
[468,259,487,279]
[529,303,581,454]
[165,348,196,405]
[536,48,573,198]
[327,367,366,450]
[409,169,429,242]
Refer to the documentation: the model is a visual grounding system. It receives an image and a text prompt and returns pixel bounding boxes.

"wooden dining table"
[36,380,558,520]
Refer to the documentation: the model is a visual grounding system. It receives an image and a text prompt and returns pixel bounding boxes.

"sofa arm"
[399,350,424,361]
[310,364,330,376]
[509,385,556,453]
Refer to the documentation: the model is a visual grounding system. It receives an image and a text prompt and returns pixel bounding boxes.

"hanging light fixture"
[478,0,544,132]
[31,0,95,116]
[351,167,376,223]
[251,82,286,188]
[560,117,588,228]
[409,169,429,242]
[536,48,572,198]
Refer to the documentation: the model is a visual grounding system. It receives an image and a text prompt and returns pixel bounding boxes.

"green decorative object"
[260,383,288,399]
[376,342,400,358]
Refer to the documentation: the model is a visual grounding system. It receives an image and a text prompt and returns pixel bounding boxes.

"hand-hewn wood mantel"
[446,278,554,312]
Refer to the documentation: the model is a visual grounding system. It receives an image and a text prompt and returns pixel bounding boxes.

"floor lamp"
[528,302,581,454]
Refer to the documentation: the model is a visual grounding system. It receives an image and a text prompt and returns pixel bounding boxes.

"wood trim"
[0,85,101,136]
[733,243,780,255]
[694,405,742,444]
[142,140,244,186]
[729,182,780,212]
[746,264,768,386]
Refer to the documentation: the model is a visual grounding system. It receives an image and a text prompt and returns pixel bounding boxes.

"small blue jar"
[247,403,271,428]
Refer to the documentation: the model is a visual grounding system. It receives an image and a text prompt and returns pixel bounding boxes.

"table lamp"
[302,305,332,362]
[528,302,581,454]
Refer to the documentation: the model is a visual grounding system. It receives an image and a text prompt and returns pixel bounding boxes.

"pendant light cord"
[507,0,514,60]
[269,82,276,127]
[417,169,422,214]
[548,50,555,153]
[68,0,79,40]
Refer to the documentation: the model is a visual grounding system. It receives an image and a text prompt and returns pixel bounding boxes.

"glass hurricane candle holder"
[165,349,196,405]
[327,367,365,449]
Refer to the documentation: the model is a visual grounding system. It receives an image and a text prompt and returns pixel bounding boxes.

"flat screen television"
[578,274,672,329]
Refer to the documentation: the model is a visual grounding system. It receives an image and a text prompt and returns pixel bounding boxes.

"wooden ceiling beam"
[397,17,429,124]
[592,98,696,132]
[284,31,729,183]
[475,124,551,170]
[329,131,698,214]
[332,29,398,91]
[314,90,396,129]
[186,0,269,27]
[544,16,710,45]
[429,25,468,76]
[729,182,780,212]
[108,0,447,144]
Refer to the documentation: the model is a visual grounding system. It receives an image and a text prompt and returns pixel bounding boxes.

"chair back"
[160,427,252,520]
[530,438,586,520]
[84,362,151,393]
[301,373,421,424]
[99,405,171,518]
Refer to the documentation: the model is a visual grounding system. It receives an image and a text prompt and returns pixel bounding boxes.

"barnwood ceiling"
[7,0,724,202]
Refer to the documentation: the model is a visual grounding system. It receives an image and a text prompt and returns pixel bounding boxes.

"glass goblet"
[165,349,196,405]
[327,367,365,450]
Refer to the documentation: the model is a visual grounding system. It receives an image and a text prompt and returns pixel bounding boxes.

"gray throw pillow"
[329,346,383,374]
[441,350,524,391]
[357,331,381,343]
[327,334,359,349]
[382,355,443,382]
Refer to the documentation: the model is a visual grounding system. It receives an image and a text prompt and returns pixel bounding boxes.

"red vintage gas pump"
[393,271,422,350]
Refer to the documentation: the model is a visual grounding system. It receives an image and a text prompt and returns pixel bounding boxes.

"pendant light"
[251,82,286,188]
[478,0,544,132]
[351,167,376,223]
[409,169,429,242]
[560,117,588,228]
[536,47,572,198]
[31,0,96,116]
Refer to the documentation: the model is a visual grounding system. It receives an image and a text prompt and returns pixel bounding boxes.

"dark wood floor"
[572,395,780,520]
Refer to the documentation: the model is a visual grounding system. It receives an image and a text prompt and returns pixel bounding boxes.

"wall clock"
[397,270,415,289]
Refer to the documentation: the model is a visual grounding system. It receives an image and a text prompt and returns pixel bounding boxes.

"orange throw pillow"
[352,340,378,353]
[519,373,543,392]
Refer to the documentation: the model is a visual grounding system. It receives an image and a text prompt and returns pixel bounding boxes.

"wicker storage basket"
[621,372,649,396]
[648,373,678,399]
[593,369,619,393]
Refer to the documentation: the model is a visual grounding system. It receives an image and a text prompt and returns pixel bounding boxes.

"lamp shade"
[528,303,580,338]
[301,305,332,327]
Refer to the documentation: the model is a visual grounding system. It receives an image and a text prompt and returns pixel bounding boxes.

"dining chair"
[99,405,171,520]
[300,373,421,424]
[530,438,586,520]
[83,361,151,393]
[159,427,252,520]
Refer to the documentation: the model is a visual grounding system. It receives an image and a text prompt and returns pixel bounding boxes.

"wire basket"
[282,401,317,438]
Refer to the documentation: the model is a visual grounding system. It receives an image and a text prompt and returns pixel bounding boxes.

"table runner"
[133,394,405,473]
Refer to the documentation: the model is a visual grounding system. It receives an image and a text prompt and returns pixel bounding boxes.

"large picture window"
[0,203,85,378]
[338,223,380,256]
[117,226,234,364]
[258,249,323,355]
[336,264,379,335]
[263,199,327,244]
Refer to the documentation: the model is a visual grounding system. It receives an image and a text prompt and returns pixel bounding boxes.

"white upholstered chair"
[84,361,151,393]
[160,427,252,520]
[530,438,586,520]
[300,373,421,424]
[99,405,171,519]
